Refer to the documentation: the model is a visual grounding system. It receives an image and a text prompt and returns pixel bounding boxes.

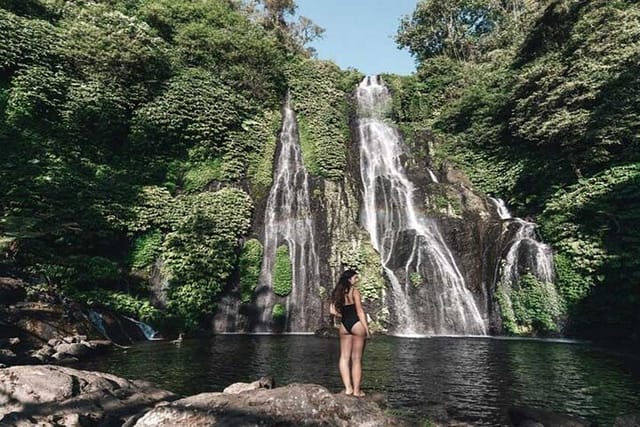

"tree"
[396,0,527,62]
[290,15,325,56]
[260,0,296,30]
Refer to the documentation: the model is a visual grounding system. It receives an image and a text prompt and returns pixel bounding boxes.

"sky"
[294,0,419,76]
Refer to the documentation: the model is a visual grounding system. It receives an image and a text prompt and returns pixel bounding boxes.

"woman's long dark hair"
[331,269,358,314]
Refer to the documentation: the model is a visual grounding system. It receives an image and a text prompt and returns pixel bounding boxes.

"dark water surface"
[75,335,640,426]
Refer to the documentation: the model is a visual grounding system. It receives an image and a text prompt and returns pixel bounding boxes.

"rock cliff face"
[212,78,557,336]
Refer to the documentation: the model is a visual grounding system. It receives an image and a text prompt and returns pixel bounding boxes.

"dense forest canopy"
[1,0,638,340]
[0,0,337,332]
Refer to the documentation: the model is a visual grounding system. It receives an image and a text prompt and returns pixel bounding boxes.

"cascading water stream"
[253,103,321,332]
[124,316,161,340]
[427,169,439,183]
[489,197,512,220]
[490,197,561,330]
[491,199,555,287]
[355,76,486,336]
[88,310,110,340]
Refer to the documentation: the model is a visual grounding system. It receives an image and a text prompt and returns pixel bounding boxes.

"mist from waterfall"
[253,104,321,332]
[355,76,486,336]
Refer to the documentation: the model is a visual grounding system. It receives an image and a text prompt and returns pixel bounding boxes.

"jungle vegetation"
[1,0,637,340]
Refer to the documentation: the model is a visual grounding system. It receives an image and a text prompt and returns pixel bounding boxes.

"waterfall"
[355,76,486,336]
[490,197,512,220]
[498,219,555,287]
[124,316,161,340]
[88,310,110,340]
[253,103,321,332]
[491,199,554,286]
[427,168,439,183]
[493,200,560,331]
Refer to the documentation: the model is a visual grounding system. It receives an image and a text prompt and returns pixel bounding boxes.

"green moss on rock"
[273,245,292,296]
[272,303,286,319]
[130,230,163,269]
[239,238,263,303]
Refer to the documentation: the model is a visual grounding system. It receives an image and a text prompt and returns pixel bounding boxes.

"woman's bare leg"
[350,322,367,396]
[338,325,353,394]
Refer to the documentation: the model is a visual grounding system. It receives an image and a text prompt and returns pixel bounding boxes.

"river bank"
[0,364,407,426]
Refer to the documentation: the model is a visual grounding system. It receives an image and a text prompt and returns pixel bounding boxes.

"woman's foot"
[342,389,353,395]
[353,391,366,397]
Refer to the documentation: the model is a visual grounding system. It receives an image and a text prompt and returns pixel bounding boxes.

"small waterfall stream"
[499,219,555,286]
[124,316,161,340]
[490,199,555,287]
[88,310,110,340]
[490,197,560,331]
[489,197,512,220]
[253,104,321,332]
[355,76,486,335]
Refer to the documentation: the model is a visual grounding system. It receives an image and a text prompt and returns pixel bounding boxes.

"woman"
[330,269,370,397]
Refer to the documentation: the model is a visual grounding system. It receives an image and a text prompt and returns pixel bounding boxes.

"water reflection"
[506,340,640,424]
[74,336,640,426]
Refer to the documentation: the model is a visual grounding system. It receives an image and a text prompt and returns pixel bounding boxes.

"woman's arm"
[353,288,370,336]
[329,302,341,317]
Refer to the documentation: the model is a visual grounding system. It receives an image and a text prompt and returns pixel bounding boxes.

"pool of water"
[74,335,640,426]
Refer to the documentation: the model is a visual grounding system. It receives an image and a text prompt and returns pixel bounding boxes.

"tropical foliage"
[2,0,638,341]
[0,0,321,331]
[393,0,640,339]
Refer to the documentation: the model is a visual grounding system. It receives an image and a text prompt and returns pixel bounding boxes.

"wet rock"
[51,352,80,364]
[442,162,473,188]
[0,365,177,426]
[55,342,92,357]
[135,383,408,427]
[0,337,21,348]
[223,376,275,394]
[508,406,593,427]
[28,350,48,363]
[0,349,18,364]
[149,258,170,309]
[96,310,147,344]
[87,339,113,351]
[6,302,98,345]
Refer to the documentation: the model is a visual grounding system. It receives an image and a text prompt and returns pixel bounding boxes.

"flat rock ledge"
[134,384,406,427]
[0,365,177,427]
[0,365,407,427]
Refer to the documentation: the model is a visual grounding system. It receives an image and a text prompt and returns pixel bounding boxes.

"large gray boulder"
[134,383,408,427]
[55,341,92,357]
[0,365,177,426]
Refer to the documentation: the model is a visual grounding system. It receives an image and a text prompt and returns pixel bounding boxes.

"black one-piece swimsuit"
[341,304,359,334]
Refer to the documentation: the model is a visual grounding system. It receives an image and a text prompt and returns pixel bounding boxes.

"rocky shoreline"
[0,334,113,367]
[0,365,407,427]
[1,276,154,368]
[2,364,638,427]
[2,278,639,426]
